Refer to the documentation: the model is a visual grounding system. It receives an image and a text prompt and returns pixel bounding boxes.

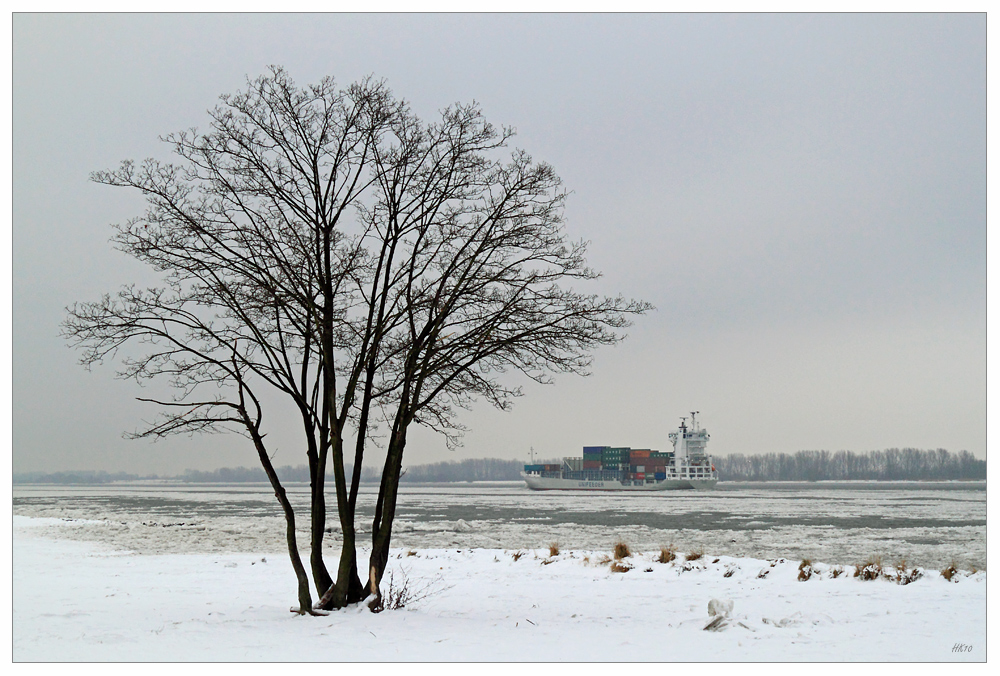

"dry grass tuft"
[369,568,447,613]
[829,565,844,579]
[548,542,560,557]
[406,550,417,557]
[613,541,631,560]
[610,560,633,573]
[798,559,814,581]
[596,554,612,565]
[941,561,959,582]
[854,555,883,581]
[511,550,525,562]
[893,560,922,585]
[657,545,677,564]
[686,549,704,562]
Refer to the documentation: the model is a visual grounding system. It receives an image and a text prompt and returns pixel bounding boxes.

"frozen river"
[13,480,986,570]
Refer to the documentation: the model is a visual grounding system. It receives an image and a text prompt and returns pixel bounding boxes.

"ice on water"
[13,481,986,570]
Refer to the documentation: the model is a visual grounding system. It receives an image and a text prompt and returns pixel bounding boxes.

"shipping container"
[582,460,601,469]
[523,464,544,472]
[654,472,667,480]
[630,450,651,459]
[635,473,645,480]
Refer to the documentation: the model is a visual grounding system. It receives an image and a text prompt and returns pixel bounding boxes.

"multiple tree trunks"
[65,67,650,614]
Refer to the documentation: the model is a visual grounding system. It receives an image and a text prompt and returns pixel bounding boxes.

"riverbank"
[13,516,985,662]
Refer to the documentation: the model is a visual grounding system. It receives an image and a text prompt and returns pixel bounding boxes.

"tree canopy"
[64,67,651,613]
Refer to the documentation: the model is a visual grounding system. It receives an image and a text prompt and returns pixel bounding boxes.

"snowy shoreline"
[13,516,986,662]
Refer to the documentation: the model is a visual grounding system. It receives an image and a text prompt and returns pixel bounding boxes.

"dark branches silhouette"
[64,67,651,614]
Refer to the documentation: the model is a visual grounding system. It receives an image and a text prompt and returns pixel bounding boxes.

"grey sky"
[12,14,985,475]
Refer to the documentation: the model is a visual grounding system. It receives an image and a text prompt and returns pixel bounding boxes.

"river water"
[13,480,986,570]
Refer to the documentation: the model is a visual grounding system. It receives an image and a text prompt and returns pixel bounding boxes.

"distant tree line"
[398,458,525,482]
[19,450,983,485]
[182,465,307,483]
[13,470,143,484]
[715,448,985,481]
[13,458,526,485]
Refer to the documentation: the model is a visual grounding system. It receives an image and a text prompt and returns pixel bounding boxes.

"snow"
[13,515,986,662]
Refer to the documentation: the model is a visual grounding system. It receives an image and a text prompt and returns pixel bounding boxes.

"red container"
[630,450,651,459]
[582,460,601,469]
[635,473,645,480]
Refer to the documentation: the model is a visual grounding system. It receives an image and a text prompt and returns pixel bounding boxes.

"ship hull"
[522,473,717,491]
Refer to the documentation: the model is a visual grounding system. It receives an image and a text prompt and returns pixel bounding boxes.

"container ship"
[522,412,719,491]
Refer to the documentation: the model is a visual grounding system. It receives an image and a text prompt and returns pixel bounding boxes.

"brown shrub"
[854,555,883,581]
[657,545,677,564]
[829,566,844,579]
[511,550,525,562]
[686,549,704,562]
[613,541,631,560]
[894,560,922,585]
[941,562,959,582]
[798,559,814,581]
[548,542,560,557]
[406,550,417,557]
[610,560,633,573]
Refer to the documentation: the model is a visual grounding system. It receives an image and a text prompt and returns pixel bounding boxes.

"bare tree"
[64,67,399,611]
[65,68,651,614]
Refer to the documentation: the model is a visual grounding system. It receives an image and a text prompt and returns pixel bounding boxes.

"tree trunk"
[329,374,376,606]
[247,419,314,614]
[367,418,409,606]
[304,421,333,599]
[309,461,333,597]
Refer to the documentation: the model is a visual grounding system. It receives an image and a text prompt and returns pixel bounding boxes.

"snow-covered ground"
[13,516,985,662]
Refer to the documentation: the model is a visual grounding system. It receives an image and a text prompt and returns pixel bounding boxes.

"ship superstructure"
[522,412,719,491]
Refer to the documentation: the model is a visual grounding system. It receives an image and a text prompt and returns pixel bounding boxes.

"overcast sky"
[12,13,985,475]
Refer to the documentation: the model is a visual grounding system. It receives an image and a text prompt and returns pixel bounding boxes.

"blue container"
[654,472,667,480]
